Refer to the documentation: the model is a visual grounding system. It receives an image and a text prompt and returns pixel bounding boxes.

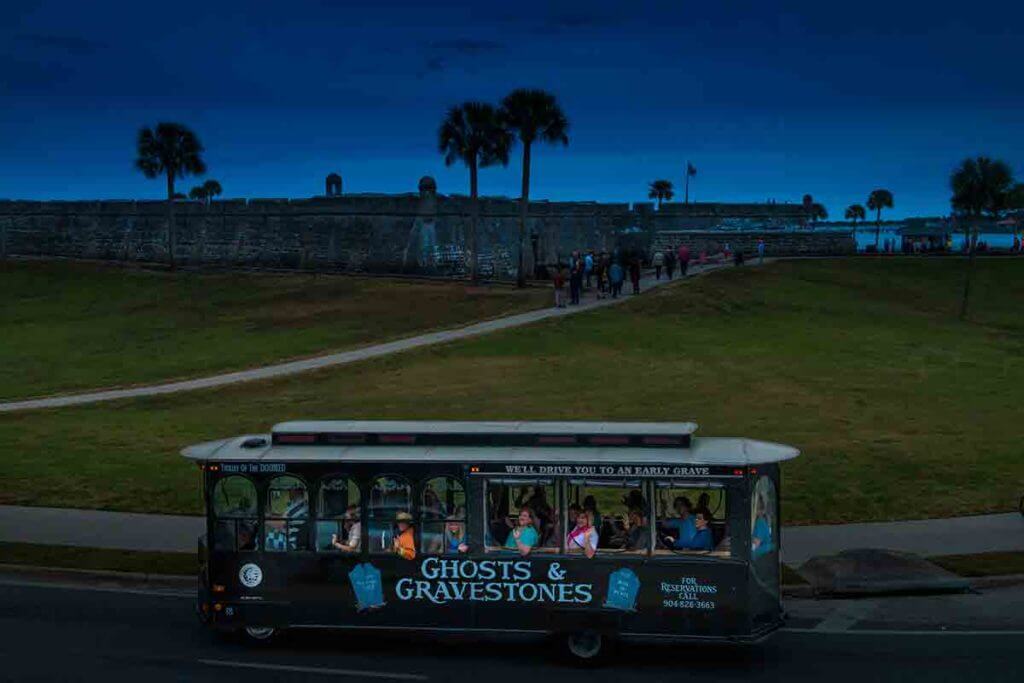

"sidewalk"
[3,504,1021,560]
[0,261,734,414]
[782,513,1024,564]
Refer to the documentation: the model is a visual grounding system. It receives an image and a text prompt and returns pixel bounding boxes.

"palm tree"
[438,102,511,282]
[189,179,223,207]
[648,180,675,209]
[802,194,815,228]
[135,123,207,268]
[812,203,828,224]
[500,89,569,287]
[844,203,866,226]
[1008,183,1024,249]
[950,156,1014,319]
[866,189,894,248]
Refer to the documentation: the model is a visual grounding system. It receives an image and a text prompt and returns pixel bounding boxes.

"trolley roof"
[181,420,799,467]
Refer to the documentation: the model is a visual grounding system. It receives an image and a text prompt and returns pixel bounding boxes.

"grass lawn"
[929,551,1024,578]
[0,260,548,400]
[1,258,1021,525]
[0,542,195,575]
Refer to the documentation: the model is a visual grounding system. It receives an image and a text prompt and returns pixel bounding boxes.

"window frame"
[315,473,363,555]
[210,474,259,553]
[564,477,649,557]
[366,472,416,556]
[418,475,468,556]
[263,473,311,553]
[651,479,732,560]
[483,477,558,555]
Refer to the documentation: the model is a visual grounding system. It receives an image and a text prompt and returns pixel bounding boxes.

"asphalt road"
[1,579,1020,683]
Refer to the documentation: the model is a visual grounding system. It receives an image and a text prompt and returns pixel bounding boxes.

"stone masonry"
[0,184,853,278]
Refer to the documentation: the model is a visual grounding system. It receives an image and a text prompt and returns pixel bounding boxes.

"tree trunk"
[516,141,532,288]
[959,223,976,320]
[166,172,176,270]
[469,157,479,283]
[874,208,881,248]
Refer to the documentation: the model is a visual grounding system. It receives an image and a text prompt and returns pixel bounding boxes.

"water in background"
[853,228,1016,252]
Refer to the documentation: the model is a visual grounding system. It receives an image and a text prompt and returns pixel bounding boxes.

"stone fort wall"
[653,230,857,257]
[0,188,853,277]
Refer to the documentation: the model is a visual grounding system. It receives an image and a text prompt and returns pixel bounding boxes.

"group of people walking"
[551,245,698,308]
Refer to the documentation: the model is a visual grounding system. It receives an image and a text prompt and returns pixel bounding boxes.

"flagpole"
[685,160,690,204]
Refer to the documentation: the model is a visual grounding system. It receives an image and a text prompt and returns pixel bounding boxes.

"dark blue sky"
[2,0,1022,217]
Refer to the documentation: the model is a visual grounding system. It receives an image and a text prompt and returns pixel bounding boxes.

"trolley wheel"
[241,625,280,646]
[564,630,604,663]
[1019,495,1024,517]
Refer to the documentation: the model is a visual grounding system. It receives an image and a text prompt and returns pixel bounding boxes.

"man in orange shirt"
[393,512,416,560]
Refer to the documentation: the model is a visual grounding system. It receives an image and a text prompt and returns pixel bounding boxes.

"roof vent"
[241,437,268,449]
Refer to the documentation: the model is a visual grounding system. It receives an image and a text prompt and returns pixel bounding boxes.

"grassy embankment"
[1,258,1022,525]
[0,260,548,400]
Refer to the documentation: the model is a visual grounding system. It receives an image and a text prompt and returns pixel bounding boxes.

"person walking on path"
[552,264,567,308]
[584,251,594,289]
[629,257,641,295]
[569,251,584,305]
[664,249,676,280]
[757,238,766,264]
[609,260,624,298]
[652,248,665,280]
[677,244,690,276]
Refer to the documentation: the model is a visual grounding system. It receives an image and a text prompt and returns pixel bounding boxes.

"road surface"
[1,573,1021,682]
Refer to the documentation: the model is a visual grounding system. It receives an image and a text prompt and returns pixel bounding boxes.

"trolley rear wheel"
[565,630,604,663]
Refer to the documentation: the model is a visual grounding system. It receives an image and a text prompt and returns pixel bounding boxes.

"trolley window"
[317,476,361,553]
[264,475,310,552]
[653,481,730,557]
[420,477,467,555]
[212,475,258,552]
[485,478,556,554]
[565,479,648,556]
[367,475,416,559]
[751,476,777,560]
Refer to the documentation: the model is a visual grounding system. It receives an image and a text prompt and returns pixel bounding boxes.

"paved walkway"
[3,504,1021,561]
[0,261,735,413]
[782,513,1024,564]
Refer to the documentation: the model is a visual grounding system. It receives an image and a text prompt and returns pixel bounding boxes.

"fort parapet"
[0,189,853,277]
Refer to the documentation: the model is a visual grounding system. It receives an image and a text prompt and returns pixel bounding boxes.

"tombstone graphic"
[603,567,641,612]
[348,562,385,611]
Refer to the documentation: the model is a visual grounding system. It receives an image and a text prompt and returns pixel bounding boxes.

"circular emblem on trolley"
[238,563,263,588]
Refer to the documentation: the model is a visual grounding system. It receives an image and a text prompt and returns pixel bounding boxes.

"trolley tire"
[564,630,605,664]
[241,625,280,646]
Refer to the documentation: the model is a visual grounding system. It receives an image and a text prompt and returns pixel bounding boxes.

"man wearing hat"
[393,511,417,560]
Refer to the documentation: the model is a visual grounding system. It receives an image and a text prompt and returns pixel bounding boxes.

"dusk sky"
[2,0,1022,217]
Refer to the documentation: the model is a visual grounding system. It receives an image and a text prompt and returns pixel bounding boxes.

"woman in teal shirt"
[505,508,539,556]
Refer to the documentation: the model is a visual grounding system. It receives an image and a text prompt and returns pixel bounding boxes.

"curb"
[969,573,1024,590]
[0,563,194,589]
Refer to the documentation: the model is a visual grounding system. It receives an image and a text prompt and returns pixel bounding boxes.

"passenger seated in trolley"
[687,511,714,551]
[660,496,696,549]
[622,506,649,552]
[751,493,774,557]
[445,512,469,554]
[566,510,598,558]
[515,486,553,534]
[393,512,416,560]
[505,508,539,556]
[330,505,361,552]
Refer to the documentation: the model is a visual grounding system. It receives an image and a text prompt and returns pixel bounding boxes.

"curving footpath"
[0,261,739,414]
